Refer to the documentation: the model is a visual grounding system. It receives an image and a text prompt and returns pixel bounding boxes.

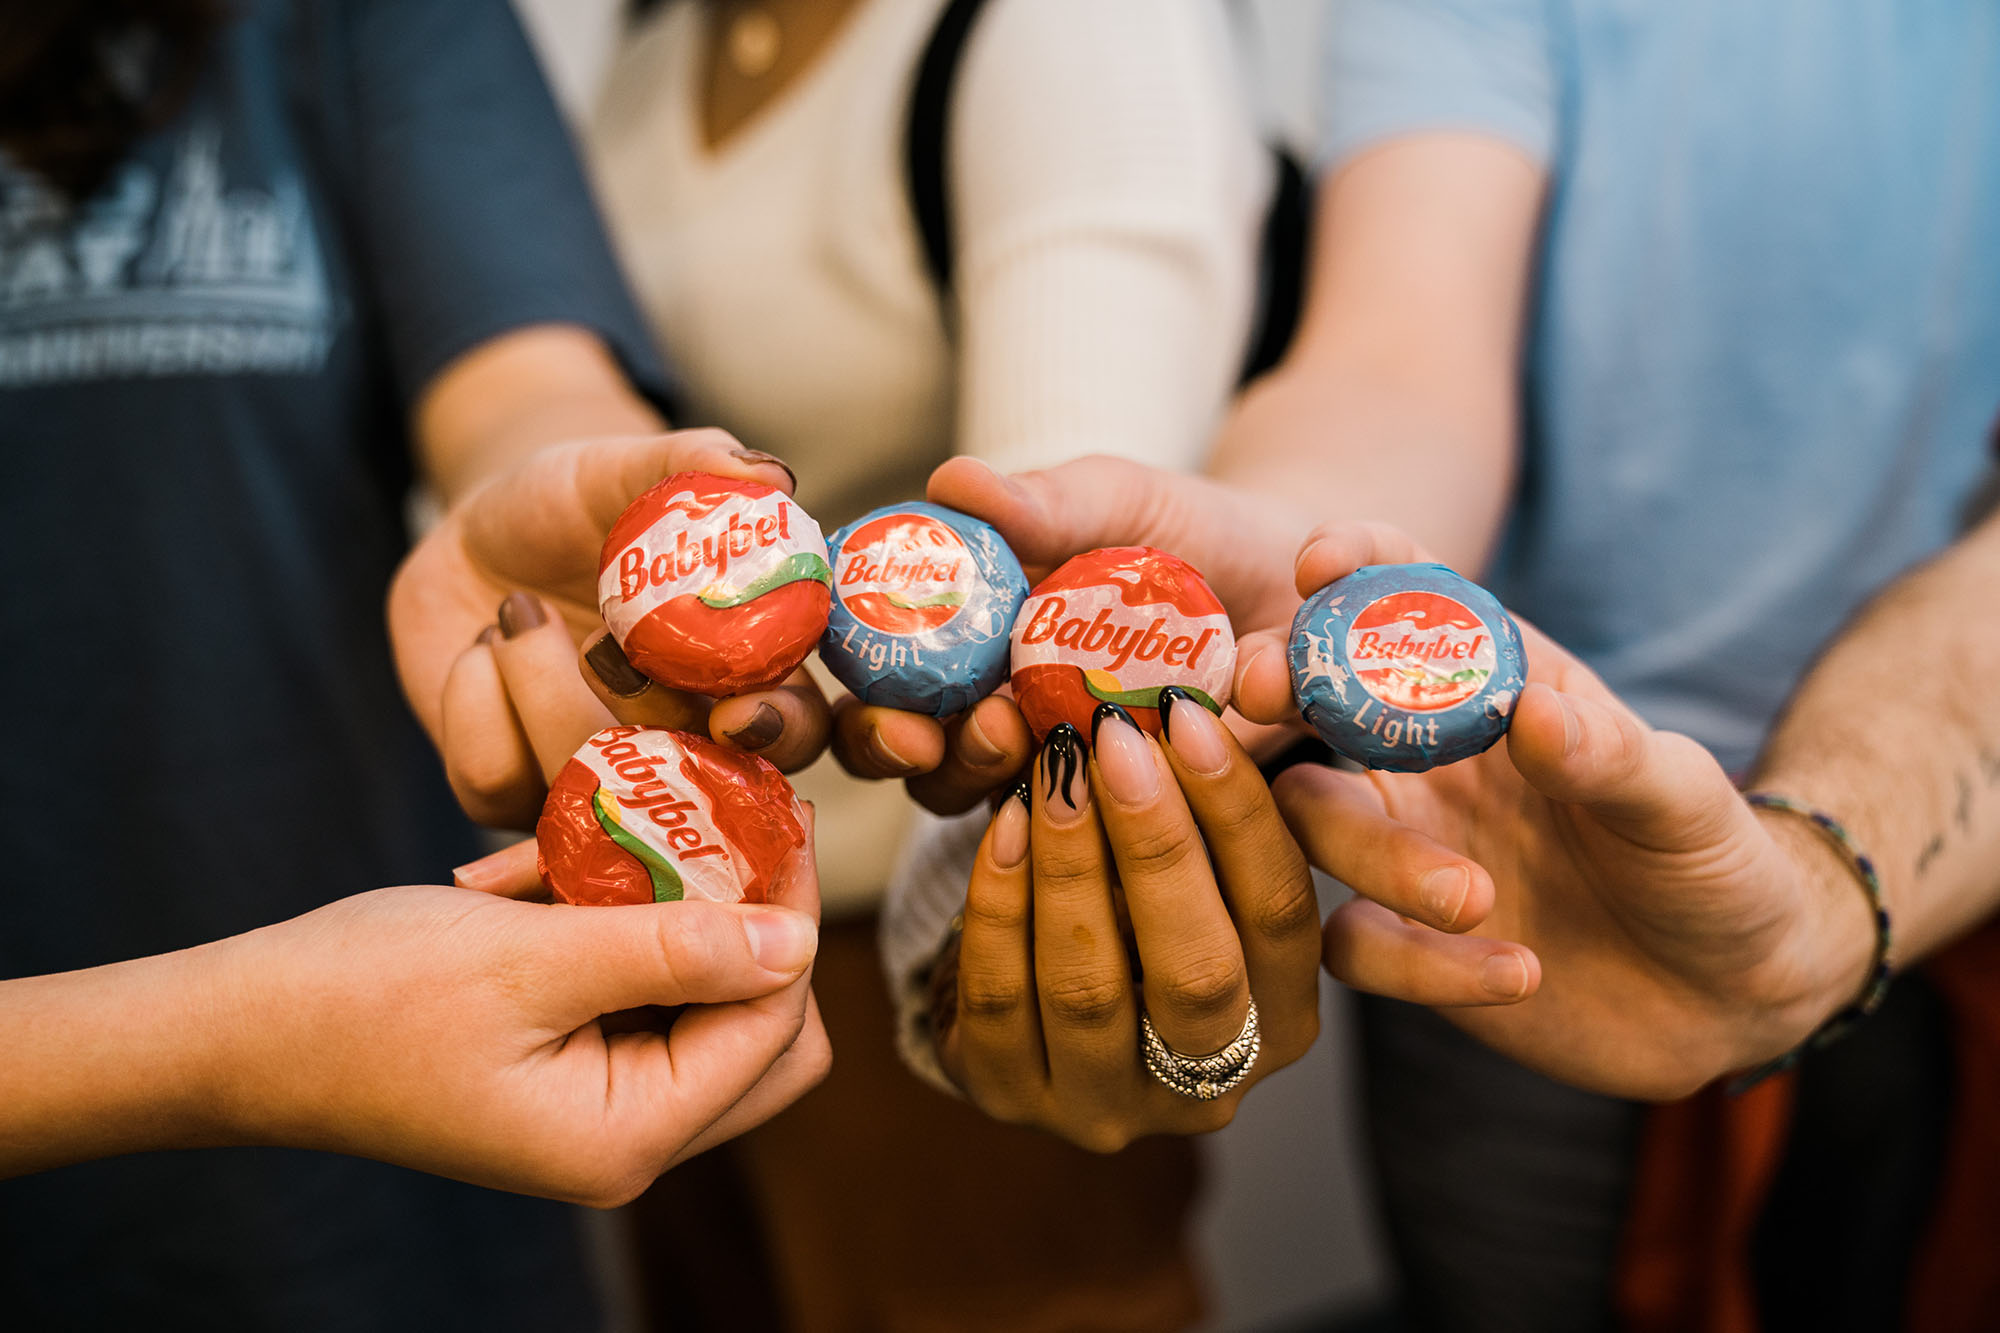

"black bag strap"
[903,0,1309,383]
[904,0,990,303]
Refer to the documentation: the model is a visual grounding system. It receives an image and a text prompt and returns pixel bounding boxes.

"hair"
[0,0,227,198]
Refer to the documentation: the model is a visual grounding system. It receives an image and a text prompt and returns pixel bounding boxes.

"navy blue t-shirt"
[0,0,669,1326]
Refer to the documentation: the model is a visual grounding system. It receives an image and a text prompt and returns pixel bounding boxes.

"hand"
[390,429,833,828]
[932,695,1322,1151]
[1231,523,1878,1101]
[206,814,830,1206]
[828,454,1314,813]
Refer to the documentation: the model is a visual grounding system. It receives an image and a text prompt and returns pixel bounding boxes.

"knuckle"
[1113,822,1199,880]
[962,889,1031,935]
[1250,870,1322,947]
[1040,972,1129,1029]
[1158,953,1246,1024]
[1035,839,1108,888]
[958,972,1031,1023]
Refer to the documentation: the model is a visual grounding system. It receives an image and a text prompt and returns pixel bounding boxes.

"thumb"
[927,456,1306,627]
[572,428,797,535]
[1506,682,1743,850]
[534,901,818,1024]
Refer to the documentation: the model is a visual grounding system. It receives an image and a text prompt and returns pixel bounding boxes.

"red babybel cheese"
[537,726,809,907]
[1009,546,1235,741]
[598,471,832,695]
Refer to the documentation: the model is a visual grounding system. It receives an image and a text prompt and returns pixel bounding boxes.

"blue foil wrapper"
[821,502,1029,717]
[1289,563,1526,772]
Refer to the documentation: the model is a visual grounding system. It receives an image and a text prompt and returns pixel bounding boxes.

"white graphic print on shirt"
[0,124,334,386]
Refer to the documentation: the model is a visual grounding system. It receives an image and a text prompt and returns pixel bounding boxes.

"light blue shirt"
[1323,0,2000,773]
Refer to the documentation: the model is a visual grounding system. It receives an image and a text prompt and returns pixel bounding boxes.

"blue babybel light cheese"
[820,502,1030,717]
[1288,563,1526,772]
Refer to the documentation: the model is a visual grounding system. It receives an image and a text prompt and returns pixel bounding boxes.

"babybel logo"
[583,728,729,861]
[1346,592,1495,713]
[1024,580,1224,680]
[616,494,794,600]
[837,513,971,634]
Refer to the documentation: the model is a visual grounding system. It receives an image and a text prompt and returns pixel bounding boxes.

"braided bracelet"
[1728,793,1896,1092]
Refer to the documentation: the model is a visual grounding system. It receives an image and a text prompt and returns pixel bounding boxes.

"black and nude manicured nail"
[724,702,785,752]
[585,633,651,697]
[497,592,547,639]
[731,447,798,490]
[990,788,1029,868]
[1038,723,1087,821]
[1091,702,1159,804]
[1158,686,1228,775]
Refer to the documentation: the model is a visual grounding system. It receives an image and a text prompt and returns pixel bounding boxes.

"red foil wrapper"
[598,471,832,695]
[1010,546,1235,741]
[537,726,809,906]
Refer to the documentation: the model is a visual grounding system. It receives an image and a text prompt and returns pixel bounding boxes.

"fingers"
[1273,763,1497,933]
[1322,897,1541,1007]
[906,695,1034,815]
[533,899,819,1023]
[830,697,945,780]
[670,985,832,1168]
[1156,691,1322,1028]
[565,428,797,539]
[1087,705,1250,1057]
[1290,520,1440,597]
[440,630,544,828]
[1230,628,1298,727]
[1027,723,1139,1087]
[579,631,711,732]
[1506,682,1745,852]
[452,838,545,899]
[945,787,1048,1108]
[707,669,832,774]
[610,963,816,1174]
[488,593,615,783]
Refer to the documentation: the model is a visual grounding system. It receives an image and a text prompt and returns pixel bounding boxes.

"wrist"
[1743,803,1884,1059]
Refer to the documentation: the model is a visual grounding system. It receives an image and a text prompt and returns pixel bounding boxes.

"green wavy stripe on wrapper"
[699,552,834,609]
[1083,679,1223,714]
[593,788,685,903]
[885,589,967,611]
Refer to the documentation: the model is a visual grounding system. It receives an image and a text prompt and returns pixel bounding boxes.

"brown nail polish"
[731,447,798,491]
[497,592,546,639]
[724,702,785,751]
[585,634,650,697]
[475,624,499,648]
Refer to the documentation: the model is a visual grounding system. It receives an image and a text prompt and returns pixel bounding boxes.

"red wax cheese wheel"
[537,726,809,907]
[1009,546,1235,741]
[599,472,832,695]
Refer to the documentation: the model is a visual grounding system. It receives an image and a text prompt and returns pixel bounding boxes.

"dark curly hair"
[0,0,227,198]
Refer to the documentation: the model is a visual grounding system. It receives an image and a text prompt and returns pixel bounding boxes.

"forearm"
[1209,136,1544,576]
[414,323,665,506]
[1752,507,2000,967]
[0,944,240,1177]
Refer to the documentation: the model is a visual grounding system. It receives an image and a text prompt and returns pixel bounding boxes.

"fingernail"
[1091,703,1159,805]
[497,592,547,639]
[1555,692,1581,757]
[868,728,919,774]
[475,623,499,648]
[725,702,785,752]
[1159,686,1228,776]
[1480,952,1529,1000]
[1039,723,1086,824]
[731,447,798,492]
[990,791,1029,868]
[1418,866,1470,927]
[743,909,817,973]
[585,633,650,697]
[959,707,1006,767]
